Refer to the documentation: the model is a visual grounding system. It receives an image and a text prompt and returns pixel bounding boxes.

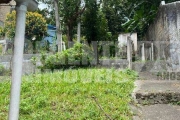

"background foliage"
[4,11,47,53]
[38,42,94,71]
[4,11,47,40]
[121,0,177,39]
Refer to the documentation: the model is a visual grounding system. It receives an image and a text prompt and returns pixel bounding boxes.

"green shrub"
[39,42,94,71]
[0,64,5,75]
[0,27,5,39]
[0,64,10,76]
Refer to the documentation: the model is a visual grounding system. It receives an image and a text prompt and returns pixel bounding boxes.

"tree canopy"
[121,0,176,39]
[4,11,47,40]
[83,0,109,44]
[37,0,177,43]
[4,11,47,53]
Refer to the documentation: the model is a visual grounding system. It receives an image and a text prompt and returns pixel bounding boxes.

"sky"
[38,0,101,10]
[38,2,48,10]
[38,0,87,10]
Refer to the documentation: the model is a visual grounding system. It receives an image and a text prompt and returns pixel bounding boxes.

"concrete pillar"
[8,1,38,120]
[149,47,152,61]
[8,4,27,120]
[151,43,154,61]
[142,43,145,61]
[103,44,110,58]
[62,41,66,50]
[77,22,81,43]
[92,41,98,65]
[127,36,132,69]
[162,44,166,60]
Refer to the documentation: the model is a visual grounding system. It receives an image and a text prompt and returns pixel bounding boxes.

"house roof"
[0,0,11,4]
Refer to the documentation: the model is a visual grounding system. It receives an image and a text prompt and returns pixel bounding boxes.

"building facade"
[0,0,15,27]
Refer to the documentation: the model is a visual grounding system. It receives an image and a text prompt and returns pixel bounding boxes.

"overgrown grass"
[0,68,137,120]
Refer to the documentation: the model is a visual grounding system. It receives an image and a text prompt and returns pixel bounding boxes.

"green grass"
[0,68,137,120]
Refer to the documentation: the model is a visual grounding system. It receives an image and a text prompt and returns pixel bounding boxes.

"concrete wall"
[99,59,128,69]
[0,54,40,62]
[132,61,167,72]
[144,1,180,71]
[118,33,137,52]
[0,54,41,75]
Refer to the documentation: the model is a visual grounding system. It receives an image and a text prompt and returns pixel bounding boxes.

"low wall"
[0,54,40,62]
[99,59,128,69]
[0,54,41,75]
[0,54,173,75]
[1,60,41,75]
[132,61,168,72]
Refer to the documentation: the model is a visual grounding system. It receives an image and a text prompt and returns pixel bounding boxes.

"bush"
[0,64,10,76]
[40,43,94,71]
[0,27,5,39]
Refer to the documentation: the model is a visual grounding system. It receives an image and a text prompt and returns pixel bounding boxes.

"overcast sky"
[38,0,89,10]
[38,2,48,10]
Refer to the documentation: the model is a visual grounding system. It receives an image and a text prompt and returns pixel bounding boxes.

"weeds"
[0,68,137,120]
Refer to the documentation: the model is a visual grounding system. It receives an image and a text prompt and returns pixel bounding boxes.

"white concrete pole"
[127,37,132,69]
[8,4,27,120]
[142,43,145,61]
[151,43,154,61]
[77,21,81,43]
[149,47,152,61]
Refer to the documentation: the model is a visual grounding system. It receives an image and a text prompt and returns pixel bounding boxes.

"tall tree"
[54,0,62,52]
[83,0,109,44]
[37,0,85,45]
[62,0,85,43]
[36,8,55,25]
[122,0,177,39]
[37,0,62,51]
[4,11,47,53]
[102,0,127,40]
[82,0,109,64]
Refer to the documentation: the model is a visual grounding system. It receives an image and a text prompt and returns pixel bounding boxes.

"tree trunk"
[67,24,74,48]
[67,24,73,42]
[77,21,81,43]
[54,0,62,52]
[67,25,70,44]
[32,41,36,54]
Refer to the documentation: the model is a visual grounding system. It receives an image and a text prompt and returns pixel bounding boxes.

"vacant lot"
[0,68,137,120]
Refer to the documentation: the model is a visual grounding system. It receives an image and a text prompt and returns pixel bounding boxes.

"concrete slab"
[134,80,180,93]
[132,80,180,104]
[139,104,180,120]
[132,72,180,120]
[137,72,159,80]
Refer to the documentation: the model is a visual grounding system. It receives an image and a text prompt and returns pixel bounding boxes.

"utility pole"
[54,0,62,52]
